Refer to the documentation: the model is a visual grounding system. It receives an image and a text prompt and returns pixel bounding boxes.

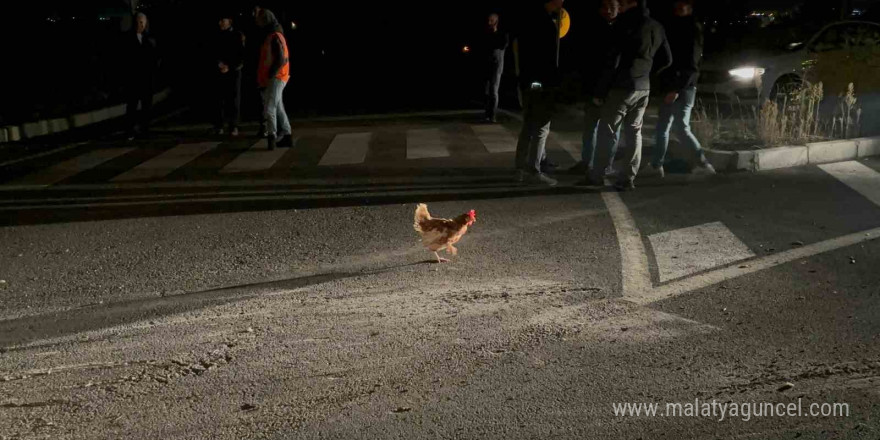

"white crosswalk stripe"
[406,128,450,159]
[819,160,880,207]
[470,125,517,154]
[11,148,135,186]
[319,132,372,166]
[220,139,286,174]
[112,142,219,182]
[648,221,756,283]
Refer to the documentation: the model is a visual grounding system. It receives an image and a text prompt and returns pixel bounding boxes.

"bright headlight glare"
[729,67,766,80]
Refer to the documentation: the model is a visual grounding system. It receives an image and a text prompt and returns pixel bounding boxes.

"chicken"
[413,203,476,263]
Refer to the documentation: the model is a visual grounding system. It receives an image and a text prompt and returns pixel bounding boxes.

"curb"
[705,135,880,172]
[1,89,170,143]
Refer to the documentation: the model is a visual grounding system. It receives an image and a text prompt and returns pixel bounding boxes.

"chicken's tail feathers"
[414,203,431,232]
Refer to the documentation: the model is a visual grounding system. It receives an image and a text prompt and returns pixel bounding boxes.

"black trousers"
[126,77,154,132]
[215,69,242,130]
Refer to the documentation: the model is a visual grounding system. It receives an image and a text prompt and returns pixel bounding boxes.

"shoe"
[566,161,588,175]
[604,166,618,177]
[276,135,293,148]
[614,180,636,192]
[692,163,717,175]
[212,127,225,135]
[530,172,558,187]
[641,164,665,178]
[230,127,239,137]
[267,136,277,151]
[541,159,558,170]
[515,170,526,183]
[575,176,603,187]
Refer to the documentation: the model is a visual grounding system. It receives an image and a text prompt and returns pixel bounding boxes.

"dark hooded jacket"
[595,1,672,94]
[127,26,159,82]
[514,3,562,89]
[658,15,703,92]
[216,25,245,72]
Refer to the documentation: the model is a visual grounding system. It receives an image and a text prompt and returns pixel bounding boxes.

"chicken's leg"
[433,251,449,263]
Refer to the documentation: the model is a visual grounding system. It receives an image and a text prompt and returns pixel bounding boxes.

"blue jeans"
[652,86,707,168]
[582,101,620,172]
[261,78,291,138]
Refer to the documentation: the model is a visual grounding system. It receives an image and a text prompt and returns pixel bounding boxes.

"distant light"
[462,46,471,53]
[290,21,297,30]
[729,67,766,80]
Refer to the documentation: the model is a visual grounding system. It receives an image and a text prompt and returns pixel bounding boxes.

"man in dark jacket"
[646,0,716,177]
[483,13,509,123]
[126,12,159,140]
[213,12,245,136]
[580,0,672,191]
[567,0,620,175]
[513,0,565,187]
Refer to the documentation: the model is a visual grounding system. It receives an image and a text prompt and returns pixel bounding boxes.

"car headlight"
[729,67,766,80]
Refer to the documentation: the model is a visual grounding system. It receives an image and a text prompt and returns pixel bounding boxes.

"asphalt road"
[1,111,879,439]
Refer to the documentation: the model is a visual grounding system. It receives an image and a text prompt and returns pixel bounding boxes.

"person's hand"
[664,92,679,105]
[220,65,229,74]
[591,97,604,107]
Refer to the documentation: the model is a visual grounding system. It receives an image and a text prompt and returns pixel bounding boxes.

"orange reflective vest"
[258,31,290,87]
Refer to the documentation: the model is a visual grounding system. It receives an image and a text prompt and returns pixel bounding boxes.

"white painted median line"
[819,161,880,207]
[11,147,135,187]
[406,128,450,159]
[649,221,756,283]
[470,124,517,154]
[220,139,285,174]
[318,132,372,166]
[637,226,880,305]
[112,142,219,182]
[602,192,653,300]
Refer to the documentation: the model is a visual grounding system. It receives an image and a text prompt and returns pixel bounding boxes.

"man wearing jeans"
[483,13,508,123]
[579,0,671,191]
[256,9,292,150]
[646,0,716,177]
[513,0,566,187]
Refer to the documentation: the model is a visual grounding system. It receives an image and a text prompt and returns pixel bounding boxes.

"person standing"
[513,0,566,187]
[579,0,672,191]
[255,8,292,150]
[125,12,159,140]
[213,12,245,136]
[646,0,716,177]
[483,13,509,123]
[567,0,620,176]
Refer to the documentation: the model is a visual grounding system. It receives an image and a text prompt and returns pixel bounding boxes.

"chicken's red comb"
[468,210,476,218]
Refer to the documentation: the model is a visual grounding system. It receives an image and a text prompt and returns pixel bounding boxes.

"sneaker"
[267,136,277,151]
[604,165,618,177]
[641,164,665,178]
[531,172,558,187]
[230,127,240,137]
[692,163,717,175]
[277,135,293,148]
[575,176,604,187]
[515,170,526,183]
[614,180,636,192]
[211,127,225,135]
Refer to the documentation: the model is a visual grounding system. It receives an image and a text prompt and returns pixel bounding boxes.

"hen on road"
[413,203,476,263]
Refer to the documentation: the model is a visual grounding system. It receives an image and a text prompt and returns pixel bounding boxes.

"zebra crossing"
[3,124,548,188]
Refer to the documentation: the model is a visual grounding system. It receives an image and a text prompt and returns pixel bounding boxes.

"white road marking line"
[0,142,90,168]
[638,226,880,305]
[649,221,756,283]
[470,125,516,154]
[819,160,880,207]
[220,139,285,174]
[602,192,653,301]
[406,128,450,159]
[111,142,219,182]
[318,132,372,166]
[10,148,135,187]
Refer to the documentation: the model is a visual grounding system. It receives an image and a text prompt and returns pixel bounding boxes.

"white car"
[698,20,880,103]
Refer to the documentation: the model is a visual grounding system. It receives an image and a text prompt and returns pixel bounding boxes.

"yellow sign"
[559,8,571,38]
